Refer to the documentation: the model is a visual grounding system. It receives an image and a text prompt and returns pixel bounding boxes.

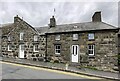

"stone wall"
[46,30,118,71]
[1,16,45,61]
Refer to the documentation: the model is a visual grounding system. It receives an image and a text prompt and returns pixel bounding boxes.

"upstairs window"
[55,45,61,55]
[20,32,24,40]
[33,45,39,52]
[34,35,38,41]
[55,35,60,40]
[73,34,78,40]
[8,44,12,51]
[88,33,94,40]
[88,45,95,56]
[8,36,11,41]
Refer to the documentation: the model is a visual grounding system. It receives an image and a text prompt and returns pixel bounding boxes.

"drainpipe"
[45,34,47,62]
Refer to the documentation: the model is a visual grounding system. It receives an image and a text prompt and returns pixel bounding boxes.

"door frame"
[71,45,80,63]
[19,44,24,58]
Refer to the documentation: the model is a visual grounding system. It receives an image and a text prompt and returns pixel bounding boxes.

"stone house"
[1,15,45,61]
[1,11,120,71]
[45,12,120,71]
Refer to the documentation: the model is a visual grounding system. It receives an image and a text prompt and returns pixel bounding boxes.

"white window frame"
[88,45,95,56]
[33,45,39,52]
[34,35,38,41]
[55,45,61,55]
[88,33,95,40]
[8,36,11,41]
[73,34,78,40]
[55,35,60,40]
[20,32,24,40]
[8,44,12,51]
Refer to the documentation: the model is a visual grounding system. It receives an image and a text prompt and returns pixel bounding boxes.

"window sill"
[55,53,60,55]
[88,39,95,41]
[88,55,95,58]
[33,51,39,53]
[72,39,78,41]
[55,40,60,41]
[55,54,61,57]
[8,50,12,52]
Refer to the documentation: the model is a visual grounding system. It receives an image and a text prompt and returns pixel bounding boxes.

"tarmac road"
[0,61,114,81]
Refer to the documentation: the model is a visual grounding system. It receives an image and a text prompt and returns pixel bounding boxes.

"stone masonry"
[1,16,45,61]
[46,30,119,71]
[1,11,120,72]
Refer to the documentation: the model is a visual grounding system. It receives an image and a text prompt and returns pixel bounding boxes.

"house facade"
[1,11,120,71]
[45,12,119,71]
[1,15,45,61]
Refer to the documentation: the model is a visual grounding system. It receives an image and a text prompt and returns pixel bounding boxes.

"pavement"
[0,57,120,80]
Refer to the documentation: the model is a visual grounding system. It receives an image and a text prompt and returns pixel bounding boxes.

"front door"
[19,44,24,58]
[71,45,79,63]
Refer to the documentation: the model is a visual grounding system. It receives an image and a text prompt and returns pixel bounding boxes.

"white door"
[19,44,24,58]
[71,45,79,63]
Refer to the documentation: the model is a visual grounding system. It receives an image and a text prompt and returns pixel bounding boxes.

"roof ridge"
[56,21,92,26]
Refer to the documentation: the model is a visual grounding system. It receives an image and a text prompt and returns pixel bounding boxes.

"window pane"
[21,45,24,51]
[89,45,91,49]
[34,35,38,41]
[88,33,94,39]
[73,34,78,40]
[76,46,77,55]
[58,50,60,53]
[58,46,60,49]
[88,45,94,55]
[55,35,60,40]
[55,45,61,54]
[73,46,74,54]
[20,32,24,40]
[88,50,91,54]
[56,46,58,49]
[8,44,12,51]
[91,45,93,49]
[8,36,11,41]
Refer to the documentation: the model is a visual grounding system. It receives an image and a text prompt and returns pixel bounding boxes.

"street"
[0,61,114,80]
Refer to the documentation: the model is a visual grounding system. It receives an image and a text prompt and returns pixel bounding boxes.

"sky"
[0,0,119,27]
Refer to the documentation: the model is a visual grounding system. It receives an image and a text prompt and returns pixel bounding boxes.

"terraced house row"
[1,11,120,72]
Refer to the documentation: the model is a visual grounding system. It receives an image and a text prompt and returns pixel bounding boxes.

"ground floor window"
[55,45,61,55]
[8,44,12,51]
[88,44,95,56]
[33,45,39,52]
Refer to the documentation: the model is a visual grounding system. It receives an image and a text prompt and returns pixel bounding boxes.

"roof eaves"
[101,22,118,28]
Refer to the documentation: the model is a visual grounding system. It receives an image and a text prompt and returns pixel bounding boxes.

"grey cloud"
[0,2,118,27]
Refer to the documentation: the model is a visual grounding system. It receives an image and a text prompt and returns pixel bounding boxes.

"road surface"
[0,61,113,80]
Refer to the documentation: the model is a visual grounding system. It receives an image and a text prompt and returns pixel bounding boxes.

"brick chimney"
[14,15,23,23]
[49,16,56,28]
[92,11,102,22]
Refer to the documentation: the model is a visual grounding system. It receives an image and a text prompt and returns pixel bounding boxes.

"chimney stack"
[14,15,23,23]
[92,11,102,22]
[49,16,56,28]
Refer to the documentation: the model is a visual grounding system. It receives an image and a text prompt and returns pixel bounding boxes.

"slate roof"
[1,20,118,36]
[35,26,49,35]
[1,23,14,35]
[35,22,118,34]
